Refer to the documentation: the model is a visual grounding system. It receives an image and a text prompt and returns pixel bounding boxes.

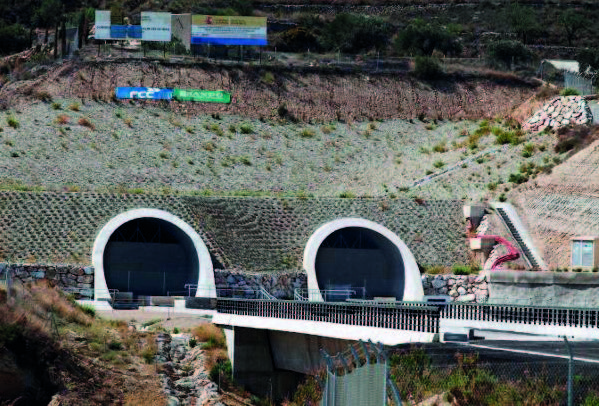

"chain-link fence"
[388,343,599,406]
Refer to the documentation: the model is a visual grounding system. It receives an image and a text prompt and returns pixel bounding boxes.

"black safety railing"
[442,303,599,329]
[216,298,440,333]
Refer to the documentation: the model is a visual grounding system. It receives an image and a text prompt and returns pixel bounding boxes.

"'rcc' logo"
[129,88,162,99]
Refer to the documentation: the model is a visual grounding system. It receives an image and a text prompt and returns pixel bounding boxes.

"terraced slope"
[511,137,599,269]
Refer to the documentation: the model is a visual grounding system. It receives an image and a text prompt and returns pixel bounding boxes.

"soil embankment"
[1,59,537,123]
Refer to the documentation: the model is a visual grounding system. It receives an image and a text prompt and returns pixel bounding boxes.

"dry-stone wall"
[523,96,593,132]
[421,273,489,303]
[0,191,468,272]
[1,263,94,298]
[214,270,306,299]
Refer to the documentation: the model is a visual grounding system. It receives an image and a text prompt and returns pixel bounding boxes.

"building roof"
[542,60,580,73]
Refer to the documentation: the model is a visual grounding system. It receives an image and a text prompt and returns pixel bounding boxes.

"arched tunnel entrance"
[103,218,198,297]
[315,227,404,300]
[304,218,423,302]
[93,209,215,301]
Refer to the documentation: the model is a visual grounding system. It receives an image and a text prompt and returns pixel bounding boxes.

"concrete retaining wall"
[0,191,468,272]
[489,270,599,307]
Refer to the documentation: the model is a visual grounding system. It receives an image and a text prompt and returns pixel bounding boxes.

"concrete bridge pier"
[222,327,352,400]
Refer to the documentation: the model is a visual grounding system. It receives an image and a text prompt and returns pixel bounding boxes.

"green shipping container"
[174,89,231,103]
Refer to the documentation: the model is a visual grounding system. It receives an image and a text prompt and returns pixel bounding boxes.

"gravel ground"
[0,100,564,201]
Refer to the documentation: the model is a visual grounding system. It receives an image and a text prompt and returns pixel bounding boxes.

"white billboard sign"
[95,10,111,40]
[141,12,172,42]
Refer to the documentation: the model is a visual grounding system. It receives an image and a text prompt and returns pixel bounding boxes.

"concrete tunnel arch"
[303,218,424,302]
[92,209,215,301]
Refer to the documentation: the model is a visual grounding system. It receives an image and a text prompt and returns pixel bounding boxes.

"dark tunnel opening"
[103,217,199,298]
[315,227,405,301]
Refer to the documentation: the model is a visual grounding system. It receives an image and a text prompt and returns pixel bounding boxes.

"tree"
[577,48,599,74]
[319,13,391,53]
[559,10,587,47]
[32,0,61,44]
[487,40,531,69]
[395,19,462,57]
[507,2,540,44]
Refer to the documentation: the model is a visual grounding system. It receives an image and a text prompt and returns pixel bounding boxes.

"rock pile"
[156,333,224,406]
[523,96,593,132]
[422,274,489,303]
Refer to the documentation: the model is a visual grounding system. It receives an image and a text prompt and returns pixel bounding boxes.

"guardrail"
[443,303,599,329]
[216,298,440,333]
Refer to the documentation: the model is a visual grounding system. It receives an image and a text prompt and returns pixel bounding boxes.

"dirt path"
[96,308,215,331]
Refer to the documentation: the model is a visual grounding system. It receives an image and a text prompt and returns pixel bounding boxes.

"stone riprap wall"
[214,270,306,299]
[1,263,94,298]
[0,191,468,272]
[421,273,489,303]
[489,270,599,307]
[523,96,593,132]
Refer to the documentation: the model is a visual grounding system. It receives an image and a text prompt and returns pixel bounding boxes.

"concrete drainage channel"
[155,333,224,406]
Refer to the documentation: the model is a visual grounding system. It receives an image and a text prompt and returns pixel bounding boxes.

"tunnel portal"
[103,217,199,297]
[315,227,405,301]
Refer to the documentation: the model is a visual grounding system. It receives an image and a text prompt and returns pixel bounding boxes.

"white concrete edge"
[302,217,424,302]
[490,202,548,270]
[91,208,215,300]
[213,313,435,346]
[440,318,599,340]
[465,343,599,364]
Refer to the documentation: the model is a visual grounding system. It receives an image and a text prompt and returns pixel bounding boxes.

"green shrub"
[508,172,529,184]
[209,359,232,383]
[51,102,61,110]
[433,160,445,169]
[6,115,19,129]
[498,193,507,202]
[108,341,123,351]
[433,141,447,153]
[77,303,96,317]
[240,123,254,134]
[339,191,356,198]
[261,71,275,85]
[300,128,316,138]
[414,56,443,79]
[452,264,471,275]
[141,345,157,364]
[173,327,180,334]
[189,337,197,348]
[560,87,581,96]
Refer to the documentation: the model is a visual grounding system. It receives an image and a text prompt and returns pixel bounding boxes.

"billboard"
[191,15,267,46]
[110,25,142,39]
[174,89,231,103]
[115,87,174,100]
[95,10,111,40]
[141,12,172,42]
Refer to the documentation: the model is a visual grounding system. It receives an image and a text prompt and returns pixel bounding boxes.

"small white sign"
[95,10,111,40]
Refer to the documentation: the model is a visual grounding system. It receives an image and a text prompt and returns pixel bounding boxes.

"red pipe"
[476,235,521,271]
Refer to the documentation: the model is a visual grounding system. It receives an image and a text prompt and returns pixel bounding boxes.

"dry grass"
[55,114,70,125]
[192,323,226,346]
[0,281,166,405]
[78,117,95,130]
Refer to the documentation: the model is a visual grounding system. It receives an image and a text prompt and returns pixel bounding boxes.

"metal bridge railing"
[442,302,599,329]
[216,298,440,333]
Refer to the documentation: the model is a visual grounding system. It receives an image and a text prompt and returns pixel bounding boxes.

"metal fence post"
[564,336,573,406]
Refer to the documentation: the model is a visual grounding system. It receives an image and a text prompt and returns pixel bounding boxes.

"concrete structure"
[92,208,215,300]
[571,236,599,270]
[303,218,423,302]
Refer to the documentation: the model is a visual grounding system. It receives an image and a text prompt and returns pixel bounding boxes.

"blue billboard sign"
[115,87,173,100]
[110,25,142,39]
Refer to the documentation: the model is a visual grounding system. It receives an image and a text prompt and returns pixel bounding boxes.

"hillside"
[510,127,599,269]
[0,59,557,200]
[0,281,165,405]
